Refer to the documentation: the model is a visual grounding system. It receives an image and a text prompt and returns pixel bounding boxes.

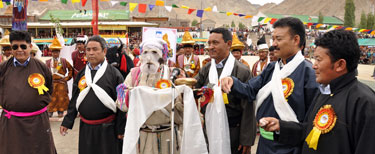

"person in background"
[46,37,73,118]
[231,33,250,68]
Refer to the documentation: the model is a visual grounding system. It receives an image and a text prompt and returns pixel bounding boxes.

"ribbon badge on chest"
[78,76,87,92]
[305,104,337,150]
[28,73,49,95]
[155,79,171,89]
[282,78,294,101]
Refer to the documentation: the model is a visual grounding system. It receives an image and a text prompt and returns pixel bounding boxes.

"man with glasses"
[0,31,56,153]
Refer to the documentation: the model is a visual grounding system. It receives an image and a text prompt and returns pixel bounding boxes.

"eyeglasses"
[12,44,27,50]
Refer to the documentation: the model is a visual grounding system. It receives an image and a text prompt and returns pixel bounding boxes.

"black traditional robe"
[61,64,126,154]
[195,57,257,154]
[276,71,375,154]
[231,55,320,154]
[0,57,56,154]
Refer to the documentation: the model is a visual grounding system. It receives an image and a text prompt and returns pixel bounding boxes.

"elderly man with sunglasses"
[0,31,56,153]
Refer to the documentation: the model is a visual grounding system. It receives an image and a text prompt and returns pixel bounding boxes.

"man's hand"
[220,77,233,93]
[60,126,68,136]
[118,135,124,140]
[238,145,251,154]
[259,117,280,132]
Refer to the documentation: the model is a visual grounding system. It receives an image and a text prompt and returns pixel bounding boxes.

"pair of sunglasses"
[12,44,28,50]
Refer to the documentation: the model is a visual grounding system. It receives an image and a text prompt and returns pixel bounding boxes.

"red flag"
[91,0,99,35]
[188,9,196,15]
[233,13,239,16]
[270,18,277,24]
[81,0,87,6]
[307,23,313,27]
[138,4,147,13]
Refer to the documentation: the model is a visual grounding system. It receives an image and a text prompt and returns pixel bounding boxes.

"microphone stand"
[170,80,176,154]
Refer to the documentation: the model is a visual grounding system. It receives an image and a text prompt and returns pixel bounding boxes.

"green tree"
[191,19,198,27]
[50,13,64,36]
[318,12,324,24]
[231,21,236,28]
[344,0,355,27]
[367,13,374,29]
[359,11,367,29]
[238,22,246,30]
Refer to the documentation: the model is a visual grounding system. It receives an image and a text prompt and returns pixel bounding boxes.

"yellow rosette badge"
[78,76,87,92]
[282,78,294,100]
[155,79,171,89]
[28,73,49,95]
[305,104,337,150]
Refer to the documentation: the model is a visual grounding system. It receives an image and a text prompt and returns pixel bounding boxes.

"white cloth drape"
[206,54,235,154]
[122,85,208,154]
[255,51,304,122]
[76,60,117,113]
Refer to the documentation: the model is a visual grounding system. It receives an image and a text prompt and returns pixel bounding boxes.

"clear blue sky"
[247,0,284,5]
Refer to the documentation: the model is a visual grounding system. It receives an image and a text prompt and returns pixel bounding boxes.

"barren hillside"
[259,0,373,24]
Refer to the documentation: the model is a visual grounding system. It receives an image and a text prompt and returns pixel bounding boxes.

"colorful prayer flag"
[155,0,164,6]
[257,17,265,22]
[204,7,211,11]
[120,2,127,6]
[212,6,218,12]
[316,24,323,28]
[129,3,138,12]
[181,5,189,9]
[165,6,172,12]
[172,4,179,8]
[197,10,204,18]
[61,0,67,4]
[72,0,80,4]
[264,17,272,24]
[244,15,253,19]
[149,4,155,11]
[226,12,233,16]
[0,0,3,8]
[188,9,196,15]
[270,18,277,24]
[138,4,146,13]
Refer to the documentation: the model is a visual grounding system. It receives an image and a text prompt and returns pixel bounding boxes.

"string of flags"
[1,0,375,34]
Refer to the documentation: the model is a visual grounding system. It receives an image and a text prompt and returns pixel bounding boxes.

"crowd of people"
[0,17,375,154]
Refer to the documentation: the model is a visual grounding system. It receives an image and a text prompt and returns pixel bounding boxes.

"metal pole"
[170,82,175,154]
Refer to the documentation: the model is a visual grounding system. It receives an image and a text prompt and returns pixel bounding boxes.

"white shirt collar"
[319,84,331,95]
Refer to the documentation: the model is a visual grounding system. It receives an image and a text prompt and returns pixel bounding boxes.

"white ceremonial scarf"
[50,58,66,78]
[76,60,117,113]
[122,85,208,154]
[206,53,235,154]
[183,54,194,73]
[256,58,270,75]
[255,51,304,122]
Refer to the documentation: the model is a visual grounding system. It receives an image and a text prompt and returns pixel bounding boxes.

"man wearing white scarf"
[195,28,257,154]
[221,17,320,154]
[60,36,126,154]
